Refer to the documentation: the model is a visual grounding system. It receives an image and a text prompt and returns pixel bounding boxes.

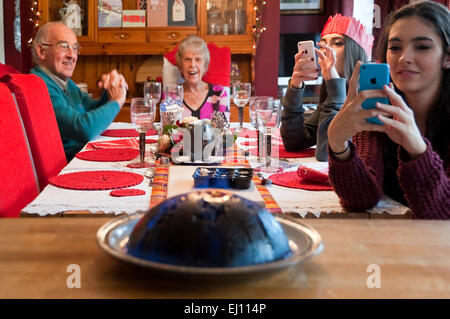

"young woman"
[327,2,450,218]
[281,14,374,161]
[175,35,229,120]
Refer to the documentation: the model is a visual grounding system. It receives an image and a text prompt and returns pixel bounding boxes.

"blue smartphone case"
[358,63,390,125]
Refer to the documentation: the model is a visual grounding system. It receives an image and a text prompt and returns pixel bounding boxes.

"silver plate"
[96,213,323,277]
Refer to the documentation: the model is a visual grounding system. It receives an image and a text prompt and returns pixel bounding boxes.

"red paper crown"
[321,14,374,57]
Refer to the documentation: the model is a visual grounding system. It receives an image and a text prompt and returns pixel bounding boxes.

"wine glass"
[130,97,155,168]
[144,81,161,123]
[254,98,283,174]
[249,96,273,163]
[232,82,251,129]
[163,84,184,104]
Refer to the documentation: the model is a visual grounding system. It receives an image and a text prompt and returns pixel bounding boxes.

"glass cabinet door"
[200,0,254,46]
[40,0,95,42]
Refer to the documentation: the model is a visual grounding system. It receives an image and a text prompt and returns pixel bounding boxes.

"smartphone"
[297,40,317,68]
[358,63,390,125]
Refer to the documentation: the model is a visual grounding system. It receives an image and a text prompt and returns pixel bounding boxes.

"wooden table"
[1,217,448,298]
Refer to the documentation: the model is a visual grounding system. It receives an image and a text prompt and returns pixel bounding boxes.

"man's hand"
[98,69,128,107]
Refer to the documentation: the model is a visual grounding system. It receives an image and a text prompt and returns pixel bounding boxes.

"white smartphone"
[297,40,317,67]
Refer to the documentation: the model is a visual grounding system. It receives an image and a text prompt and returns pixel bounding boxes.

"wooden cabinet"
[37,0,255,109]
[38,0,255,54]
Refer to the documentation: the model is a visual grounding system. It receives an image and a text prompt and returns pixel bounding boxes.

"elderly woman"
[175,35,229,120]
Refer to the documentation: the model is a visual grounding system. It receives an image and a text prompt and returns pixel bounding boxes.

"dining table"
[21,122,411,219]
[7,121,449,301]
[1,216,449,299]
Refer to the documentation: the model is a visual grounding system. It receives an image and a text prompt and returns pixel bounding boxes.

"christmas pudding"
[127,190,291,267]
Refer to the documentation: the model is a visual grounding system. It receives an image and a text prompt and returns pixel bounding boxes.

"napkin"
[297,165,330,185]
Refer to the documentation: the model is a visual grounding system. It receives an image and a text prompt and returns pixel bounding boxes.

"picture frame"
[280,0,324,15]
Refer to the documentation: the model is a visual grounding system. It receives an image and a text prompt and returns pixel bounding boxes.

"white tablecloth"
[22,122,409,217]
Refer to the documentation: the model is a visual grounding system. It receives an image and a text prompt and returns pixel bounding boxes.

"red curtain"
[3,0,34,73]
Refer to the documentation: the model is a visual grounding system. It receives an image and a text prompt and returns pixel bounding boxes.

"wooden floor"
[114,102,249,123]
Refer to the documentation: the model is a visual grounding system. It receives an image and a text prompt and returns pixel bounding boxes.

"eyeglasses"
[40,42,81,54]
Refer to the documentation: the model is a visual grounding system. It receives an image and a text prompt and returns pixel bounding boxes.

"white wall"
[353,0,374,35]
[0,0,4,63]
[353,0,374,59]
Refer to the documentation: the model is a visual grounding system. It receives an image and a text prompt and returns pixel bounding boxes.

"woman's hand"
[327,61,390,158]
[290,51,319,88]
[373,84,427,159]
[316,42,339,80]
[328,61,426,160]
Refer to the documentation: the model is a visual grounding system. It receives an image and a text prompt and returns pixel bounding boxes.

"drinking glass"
[144,81,161,123]
[130,97,155,167]
[255,99,283,173]
[249,96,272,163]
[163,84,184,104]
[232,82,251,129]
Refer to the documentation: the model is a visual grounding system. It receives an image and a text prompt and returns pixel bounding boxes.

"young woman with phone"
[281,14,374,161]
[327,2,450,218]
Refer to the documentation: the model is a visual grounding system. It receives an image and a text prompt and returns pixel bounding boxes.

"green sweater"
[31,66,120,161]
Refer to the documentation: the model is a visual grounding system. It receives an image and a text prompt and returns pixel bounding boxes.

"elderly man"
[31,22,127,161]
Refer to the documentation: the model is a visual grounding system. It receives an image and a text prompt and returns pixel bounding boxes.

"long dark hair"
[319,35,368,103]
[376,1,450,159]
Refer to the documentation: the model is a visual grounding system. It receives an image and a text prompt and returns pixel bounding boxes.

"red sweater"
[328,131,450,219]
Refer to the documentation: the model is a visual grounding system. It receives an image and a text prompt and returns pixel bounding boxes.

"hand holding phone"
[297,40,317,69]
[358,63,390,125]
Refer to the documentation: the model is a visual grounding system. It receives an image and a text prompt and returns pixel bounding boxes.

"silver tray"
[96,213,323,277]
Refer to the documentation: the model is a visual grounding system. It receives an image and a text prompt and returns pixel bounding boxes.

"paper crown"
[321,14,374,57]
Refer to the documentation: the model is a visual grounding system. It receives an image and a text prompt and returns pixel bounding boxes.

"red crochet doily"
[110,189,146,197]
[101,128,158,137]
[49,171,144,190]
[76,148,139,162]
[269,171,333,191]
[249,145,315,158]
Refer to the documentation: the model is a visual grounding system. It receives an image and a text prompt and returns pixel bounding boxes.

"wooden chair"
[1,73,67,190]
[0,83,40,217]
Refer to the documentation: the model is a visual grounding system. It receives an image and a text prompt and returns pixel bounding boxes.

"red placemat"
[248,145,315,158]
[269,171,333,191]
[86,138,139,150]
[101,128,158,137]
[76,148,139,162]
[110,189,146,197]
[49,171,144,190]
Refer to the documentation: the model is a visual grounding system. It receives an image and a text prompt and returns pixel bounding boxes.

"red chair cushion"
[0,83,39,217]
[164,43,231,87]
[0,63,20,78]
[2,73,67,190]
